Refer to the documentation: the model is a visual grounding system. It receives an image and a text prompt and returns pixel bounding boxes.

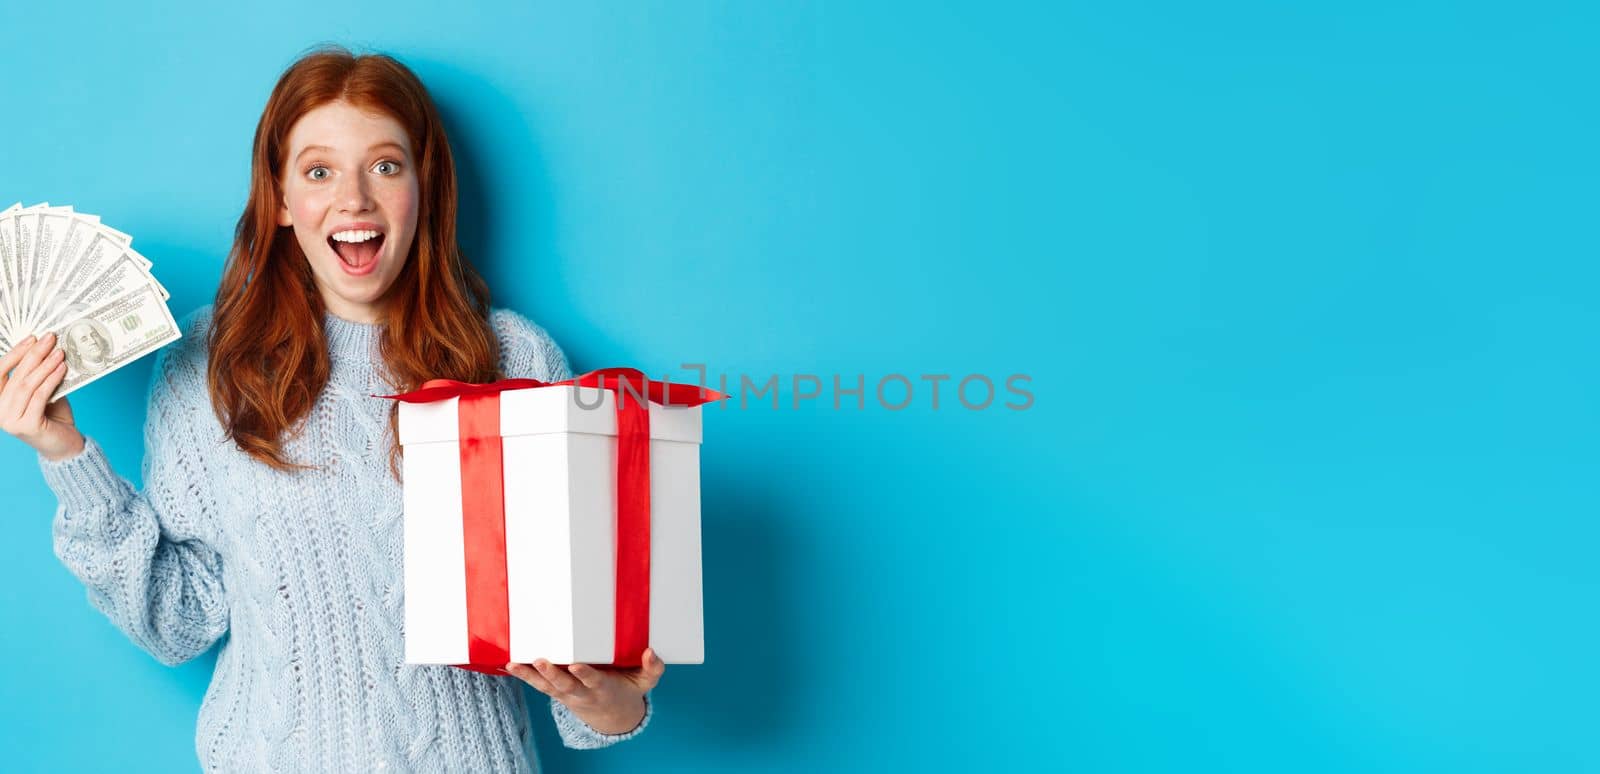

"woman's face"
[277,100,419,324]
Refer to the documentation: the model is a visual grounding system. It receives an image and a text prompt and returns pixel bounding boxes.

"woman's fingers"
[21,359,67,426]
[507,662,585,699]
[5,336,55,395]
[1,337,57,429]
[505,663,558,695]
[16,349,65,409]
[620,648,665,691]
[8,349,63,432]
[641,648,666,688]
[14,334,56,379]
[567,663,604,690]
[507,656,662,702]
[0,335,38,388]
[534,660,582,695]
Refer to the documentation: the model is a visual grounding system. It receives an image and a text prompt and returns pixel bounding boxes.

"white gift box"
[398,384,706,665]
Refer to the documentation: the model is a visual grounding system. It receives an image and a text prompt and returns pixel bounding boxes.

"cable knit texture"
[40,306,652,772]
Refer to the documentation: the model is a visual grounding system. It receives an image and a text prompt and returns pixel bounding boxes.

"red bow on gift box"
[380,368,725,673]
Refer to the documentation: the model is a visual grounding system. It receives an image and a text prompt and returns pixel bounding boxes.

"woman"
[0,46,662,771]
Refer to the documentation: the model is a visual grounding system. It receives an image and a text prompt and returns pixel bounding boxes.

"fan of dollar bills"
[0,203,180,402]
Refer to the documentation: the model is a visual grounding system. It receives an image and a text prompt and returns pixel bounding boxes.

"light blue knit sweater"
[38,305,651,772]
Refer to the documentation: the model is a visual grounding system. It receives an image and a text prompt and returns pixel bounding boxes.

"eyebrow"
[294,141,408,163]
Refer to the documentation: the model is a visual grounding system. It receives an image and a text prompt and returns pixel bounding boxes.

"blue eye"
[307,166,330,181]
[374,160,400,175]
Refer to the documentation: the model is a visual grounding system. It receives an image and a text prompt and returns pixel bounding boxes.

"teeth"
[331,229,381,243]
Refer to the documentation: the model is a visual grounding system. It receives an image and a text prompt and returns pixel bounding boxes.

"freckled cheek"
[378,185,421,248]
[287,186,334,231]
[377,191,415,218]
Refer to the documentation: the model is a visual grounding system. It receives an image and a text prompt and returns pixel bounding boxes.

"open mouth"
[328,228,385,271]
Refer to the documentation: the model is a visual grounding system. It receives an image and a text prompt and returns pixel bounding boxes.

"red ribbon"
[381,369,724,671]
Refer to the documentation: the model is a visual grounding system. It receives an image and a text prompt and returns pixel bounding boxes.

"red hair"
[209,45,500,473]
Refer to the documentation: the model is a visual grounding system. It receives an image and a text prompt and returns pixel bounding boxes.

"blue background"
[1,1,1594,771]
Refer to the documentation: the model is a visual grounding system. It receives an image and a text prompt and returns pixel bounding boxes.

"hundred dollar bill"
[63,208,134,249]
[26,207,92,332]
[42,218,162,331]
[12,209,39,337]
[3,205,39,339]
[36,250,163,334]
[98,220,134,248]
[27,212,97,333]
[48,283,180,403]
[24,206,76,334]
[32,227,133,339]
[0,202,19,341]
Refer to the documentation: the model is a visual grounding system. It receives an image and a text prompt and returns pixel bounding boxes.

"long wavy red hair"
[209,46,501,473]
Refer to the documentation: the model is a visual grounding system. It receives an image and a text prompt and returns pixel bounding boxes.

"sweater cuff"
[38,436,128,513]
[555,692,652,747]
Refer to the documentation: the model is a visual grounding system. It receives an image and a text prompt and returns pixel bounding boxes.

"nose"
[335,170,374,214]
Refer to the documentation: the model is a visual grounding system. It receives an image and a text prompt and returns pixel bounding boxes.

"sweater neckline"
[322,311,382,364]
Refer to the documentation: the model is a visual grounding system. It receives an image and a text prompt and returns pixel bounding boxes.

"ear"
[277,195,293,227]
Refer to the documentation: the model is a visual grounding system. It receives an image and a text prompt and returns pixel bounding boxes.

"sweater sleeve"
[491,308,574,383]
[551,693,653,749]
[489,308,657,749]
[40,328,229,667]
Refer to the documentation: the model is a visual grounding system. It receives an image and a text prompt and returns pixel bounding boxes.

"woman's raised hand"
[0,333,85,461]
